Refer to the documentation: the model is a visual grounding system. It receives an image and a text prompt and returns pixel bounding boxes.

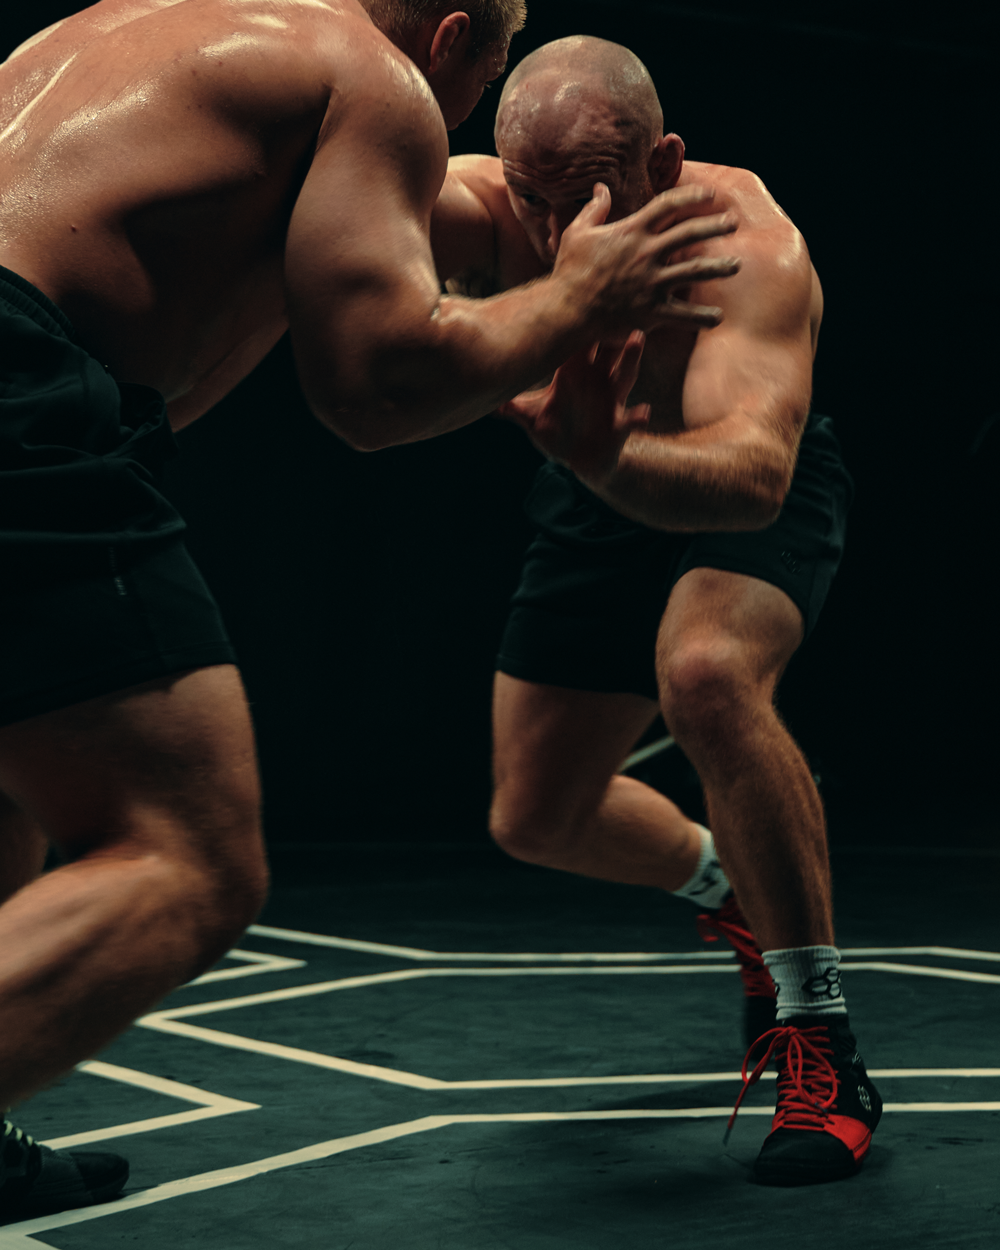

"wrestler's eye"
[518,194,545,210]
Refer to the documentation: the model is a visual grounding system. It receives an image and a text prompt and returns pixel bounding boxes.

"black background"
[4,2,995,845]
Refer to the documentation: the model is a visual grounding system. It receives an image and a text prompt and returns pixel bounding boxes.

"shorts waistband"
[0,265,77,342]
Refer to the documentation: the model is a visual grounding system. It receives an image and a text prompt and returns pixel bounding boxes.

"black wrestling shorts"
[0,539,237,727]
[496,414,853,701]
[0,266,236,727]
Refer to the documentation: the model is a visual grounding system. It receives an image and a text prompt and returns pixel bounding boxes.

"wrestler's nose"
[546,212,567,260]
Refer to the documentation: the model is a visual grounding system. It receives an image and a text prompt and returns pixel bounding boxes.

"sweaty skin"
[434,79,823,530]
[0,7,749,1112]
[0,0,740,443]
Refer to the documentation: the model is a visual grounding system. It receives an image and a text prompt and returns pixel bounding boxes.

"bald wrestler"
[432,36,879,1186]
[0,1,745,1217]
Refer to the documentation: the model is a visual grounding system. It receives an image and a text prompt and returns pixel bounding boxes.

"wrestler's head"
[366,0,526,127]
[494,36,684,263]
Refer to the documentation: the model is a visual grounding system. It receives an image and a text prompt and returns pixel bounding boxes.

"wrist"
[547,260,607,345]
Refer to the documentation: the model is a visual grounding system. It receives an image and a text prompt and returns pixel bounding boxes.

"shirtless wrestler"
[432,35,879,1186]
[0,1,743,1217]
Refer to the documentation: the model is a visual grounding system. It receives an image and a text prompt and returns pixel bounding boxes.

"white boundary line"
[247,925,734,963]
[187,949,306,987]
[139,1015,1000,1091]
[245,925,1000,967]
[134,956,1000,1090]
[5,930,998,1246]
[39,1062,259,1150]
[8,1102,1000,1247]
[148,960,1000,1031]
[620,735,675,770]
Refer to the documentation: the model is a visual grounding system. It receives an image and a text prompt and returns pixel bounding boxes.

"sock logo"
[858,1085,872,1113]
[802,966,842,1000]
[686,858,725,896]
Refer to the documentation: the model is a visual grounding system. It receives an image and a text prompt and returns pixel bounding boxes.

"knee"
[147,807,269,979]
[190,827,269,967]
[660,640,756,742]
[489,788,583,866]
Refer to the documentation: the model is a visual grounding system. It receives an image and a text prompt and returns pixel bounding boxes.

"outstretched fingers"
[636,183,717,231]
[657,254,742,285]
[656,209,739,252]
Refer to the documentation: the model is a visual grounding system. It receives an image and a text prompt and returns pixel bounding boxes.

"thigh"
[498,464,686,702]
[657,567,805,696]
[0,664,261,867]
[493,672,659,821]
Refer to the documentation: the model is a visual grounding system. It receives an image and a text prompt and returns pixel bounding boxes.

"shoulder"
[683,162,815,328]
[445,155,506,202]
[182,0,447,166]
[434,156,509,284]
[289,5,449,210]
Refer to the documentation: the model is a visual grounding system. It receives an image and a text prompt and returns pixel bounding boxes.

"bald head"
[495,36,663,163]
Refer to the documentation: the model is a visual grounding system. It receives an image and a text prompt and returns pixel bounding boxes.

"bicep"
[681,240,815,448]
[284,87,447,415]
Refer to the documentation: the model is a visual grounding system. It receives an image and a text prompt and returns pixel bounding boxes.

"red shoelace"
[724,1023,839,1144]
[697,900,776,998]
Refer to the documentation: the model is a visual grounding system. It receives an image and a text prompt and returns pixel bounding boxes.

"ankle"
[763,945,848,1019]
[671,824,732,909]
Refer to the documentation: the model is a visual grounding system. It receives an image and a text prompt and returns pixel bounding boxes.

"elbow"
[745,486,785,530]
[740,462,793,530]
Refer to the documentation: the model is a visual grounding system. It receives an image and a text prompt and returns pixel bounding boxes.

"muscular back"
[0,0,384,414]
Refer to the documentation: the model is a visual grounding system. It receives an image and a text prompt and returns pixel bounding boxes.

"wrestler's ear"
[428,12,472,73]
[649,133,685,193]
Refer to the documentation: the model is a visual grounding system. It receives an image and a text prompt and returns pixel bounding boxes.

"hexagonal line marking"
[151,960,1000,1037]
[38,1061,259,1151]
[136,1012,1000,1091]
[11,1102,1000,1247]
[246,924,734,963]
[134,960,1000,1089]
[186,949,307,987]
[246,924,1000,966]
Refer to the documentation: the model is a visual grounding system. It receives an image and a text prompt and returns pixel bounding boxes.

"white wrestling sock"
[764,946,848,1019]
[671,824,732,911]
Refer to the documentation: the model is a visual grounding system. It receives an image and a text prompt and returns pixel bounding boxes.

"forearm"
[304,277,592,451]
[578,419,798,532]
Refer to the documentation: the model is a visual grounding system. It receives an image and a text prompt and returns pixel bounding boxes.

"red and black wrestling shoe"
[697,895,777,1047]
[726,1015,882,1185]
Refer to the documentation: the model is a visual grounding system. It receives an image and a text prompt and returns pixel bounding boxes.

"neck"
[356,0,421,60]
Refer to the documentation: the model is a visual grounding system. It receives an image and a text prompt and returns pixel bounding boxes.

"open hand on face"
[498,330,651,481]
[554,183,741,333]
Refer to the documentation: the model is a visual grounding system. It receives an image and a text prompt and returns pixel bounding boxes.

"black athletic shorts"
[0,539,237,727]
[0,267,236,727]
[496,414,853,701]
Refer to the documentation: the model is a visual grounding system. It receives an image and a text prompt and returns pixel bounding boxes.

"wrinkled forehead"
[496,77,638,186]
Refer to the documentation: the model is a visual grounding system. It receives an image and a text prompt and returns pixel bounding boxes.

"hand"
[498,331,651,480]
[553,183,741,334]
